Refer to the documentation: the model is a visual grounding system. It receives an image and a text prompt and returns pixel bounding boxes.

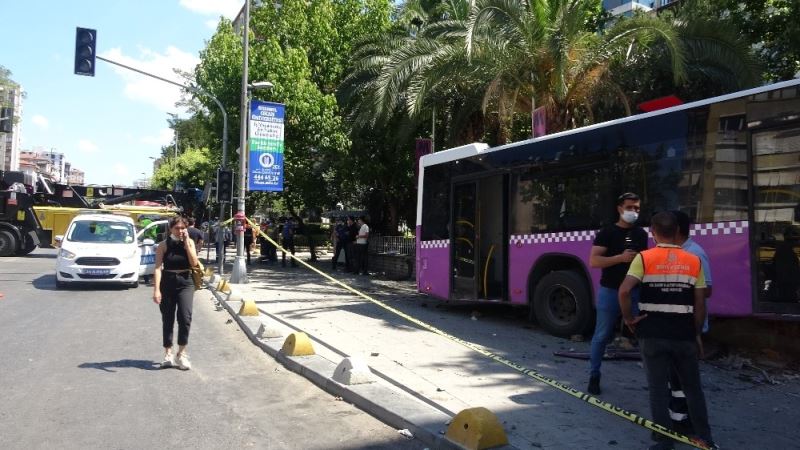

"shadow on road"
[22,252,57,259]
[78,359,160,372]
[32,274,133,292]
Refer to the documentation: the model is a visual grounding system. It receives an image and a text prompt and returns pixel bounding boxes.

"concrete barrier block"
[256,319,283,339]
[445,407,508,450]
[238,299,259,316]
[332,356,375,385]
[281,332,315,356]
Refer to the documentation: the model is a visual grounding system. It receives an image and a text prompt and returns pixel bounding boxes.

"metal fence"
[369,235,416,256]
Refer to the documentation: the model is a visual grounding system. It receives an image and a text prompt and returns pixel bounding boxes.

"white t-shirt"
[357,224,369,244]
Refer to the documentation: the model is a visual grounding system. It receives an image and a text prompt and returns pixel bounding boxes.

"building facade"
[603,0,678,17]
[1,84,23,172]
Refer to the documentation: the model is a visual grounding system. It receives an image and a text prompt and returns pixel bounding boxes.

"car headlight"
[59,248,77,260]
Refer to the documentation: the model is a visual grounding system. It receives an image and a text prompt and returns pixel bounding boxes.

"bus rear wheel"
[532,270,593,337]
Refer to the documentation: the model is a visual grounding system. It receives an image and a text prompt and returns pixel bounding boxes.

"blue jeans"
[589,286,638,377]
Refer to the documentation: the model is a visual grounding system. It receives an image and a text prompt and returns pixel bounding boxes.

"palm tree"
[342,0,757,146]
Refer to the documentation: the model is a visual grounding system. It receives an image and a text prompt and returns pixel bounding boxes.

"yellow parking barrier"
[281,332,315,356]
[238,299,259,316]
[445,407,508,450]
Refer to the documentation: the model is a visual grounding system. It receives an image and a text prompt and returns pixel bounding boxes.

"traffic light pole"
[230,0,251,284]
[93,55,230,274]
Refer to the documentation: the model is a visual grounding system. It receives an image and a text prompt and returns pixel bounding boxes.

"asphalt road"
[0,248,420,450]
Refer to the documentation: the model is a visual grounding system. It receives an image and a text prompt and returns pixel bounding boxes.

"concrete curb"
[204,279,485,450]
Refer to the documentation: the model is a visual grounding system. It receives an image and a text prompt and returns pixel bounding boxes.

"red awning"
[637,95,683,112]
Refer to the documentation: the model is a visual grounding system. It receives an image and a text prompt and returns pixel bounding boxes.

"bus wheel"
[532,270,593,337]
[0,230,17,257]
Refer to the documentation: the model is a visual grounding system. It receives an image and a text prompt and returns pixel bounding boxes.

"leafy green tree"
[683,0,799,82]
[192,3,390,220]
[150,147,218,190]
[344,0,759,146]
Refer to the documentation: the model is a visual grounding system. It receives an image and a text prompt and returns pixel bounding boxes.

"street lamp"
[230,0,273,283]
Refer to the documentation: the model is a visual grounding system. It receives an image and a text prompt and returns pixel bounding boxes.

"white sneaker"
[177,352,192,370]
[161,352,175,368]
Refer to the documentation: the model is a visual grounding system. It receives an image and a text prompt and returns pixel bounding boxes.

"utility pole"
[230,0,251,284]
[174,130,179,191]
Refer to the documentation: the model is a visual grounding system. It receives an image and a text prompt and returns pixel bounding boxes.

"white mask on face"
[170,234,181,242]
[621,210,638,224]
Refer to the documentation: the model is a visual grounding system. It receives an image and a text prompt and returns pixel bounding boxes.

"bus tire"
[0,230,17,257]
[532,270,593,337]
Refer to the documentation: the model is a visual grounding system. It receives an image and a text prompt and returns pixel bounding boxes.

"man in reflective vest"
[618,212,716,450]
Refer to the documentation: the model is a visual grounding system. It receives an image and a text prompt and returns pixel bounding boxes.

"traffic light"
[0,107,12,133]
[216,169,233,203]
[74,27,97,76]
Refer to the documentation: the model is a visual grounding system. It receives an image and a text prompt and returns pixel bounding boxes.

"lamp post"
[230,0,274,283]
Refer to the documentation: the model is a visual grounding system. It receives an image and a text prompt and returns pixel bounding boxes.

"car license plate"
[83,269,111,275]
[141,254,155,265]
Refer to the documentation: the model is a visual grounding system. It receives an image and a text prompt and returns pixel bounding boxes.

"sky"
[3,0,243,186]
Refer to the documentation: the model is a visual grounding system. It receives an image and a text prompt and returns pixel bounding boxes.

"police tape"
[244,217,709,449]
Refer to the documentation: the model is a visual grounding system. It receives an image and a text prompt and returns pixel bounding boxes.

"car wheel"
[0,230,17,257]
[129,280,139,289]
[532,270,594,337]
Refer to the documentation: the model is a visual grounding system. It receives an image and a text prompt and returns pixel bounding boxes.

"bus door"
[477,175,507,300]
[452,182,477,299]
[452,175,507,301]
[752,122,800,314]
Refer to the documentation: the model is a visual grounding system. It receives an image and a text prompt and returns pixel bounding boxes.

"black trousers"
[354,243,369,274]
[639,338,712,443]
[282,237,297,267]
[159,271,195,348]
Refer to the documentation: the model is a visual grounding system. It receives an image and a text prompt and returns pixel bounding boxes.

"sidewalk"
[212,250,800,449]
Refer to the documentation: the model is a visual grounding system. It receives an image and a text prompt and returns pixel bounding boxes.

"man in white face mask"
[586,192,649,395]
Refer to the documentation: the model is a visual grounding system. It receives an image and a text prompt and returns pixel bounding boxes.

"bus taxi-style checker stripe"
[420,239,449,249]
[510,230,597,245]
[245,217,711,450]
[510,220,749,246]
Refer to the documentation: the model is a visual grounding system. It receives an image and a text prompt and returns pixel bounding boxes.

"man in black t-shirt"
[587,192,648,395]
[187,218,204,249]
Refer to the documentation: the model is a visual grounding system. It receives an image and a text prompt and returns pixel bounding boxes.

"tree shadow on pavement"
[78,359,160,372]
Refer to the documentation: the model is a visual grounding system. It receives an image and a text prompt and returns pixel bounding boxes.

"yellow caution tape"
[244,218,709,450]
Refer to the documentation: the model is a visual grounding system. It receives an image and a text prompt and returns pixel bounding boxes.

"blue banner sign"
[248,100,285,192]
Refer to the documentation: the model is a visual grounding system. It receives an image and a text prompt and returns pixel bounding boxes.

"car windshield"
[67,220,135,243]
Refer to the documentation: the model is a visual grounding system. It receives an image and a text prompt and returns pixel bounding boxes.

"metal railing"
[369,235,416,256]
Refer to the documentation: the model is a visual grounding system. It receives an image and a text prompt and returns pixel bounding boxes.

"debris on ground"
[570,334,584,342]
[397,429,414,440]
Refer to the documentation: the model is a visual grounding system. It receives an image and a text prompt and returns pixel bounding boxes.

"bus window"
[421,164,450,240]
[753,122,800,305]
[511,164,614,233]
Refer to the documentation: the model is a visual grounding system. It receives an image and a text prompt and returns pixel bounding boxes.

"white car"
[55,213,147,289]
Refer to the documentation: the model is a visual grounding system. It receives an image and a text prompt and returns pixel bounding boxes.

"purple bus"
[416,79,800,337]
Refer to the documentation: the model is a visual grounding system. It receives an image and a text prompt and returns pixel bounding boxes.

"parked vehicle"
[55,212,143,288]
[0,173,47,256]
